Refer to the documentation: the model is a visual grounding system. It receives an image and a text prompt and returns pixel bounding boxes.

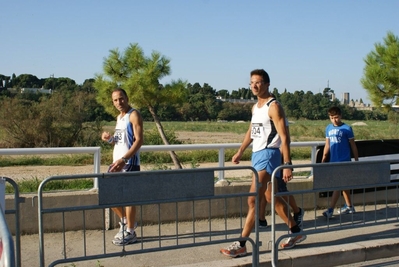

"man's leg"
[342,190,352,206]
[259,195,268,227]
[265,177,294,227]
[220,170,267,257]
[330,190,340,209]
[265,176,306,249]
[111,206,137,246]
[276,174,301,215]
[339,190,355,214]
[323,190,340,218]
[111,207,126,241]
[241,170,268,237]
[111,207,124,220]
[125,206,136,230]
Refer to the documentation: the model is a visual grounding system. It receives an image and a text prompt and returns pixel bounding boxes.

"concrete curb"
[173,234,399,267]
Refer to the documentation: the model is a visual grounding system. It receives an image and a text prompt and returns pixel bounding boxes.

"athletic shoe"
[220,241,247,258]
[338,204,356,214]
[112,231,137,246]
[259,219,268,228]
[280,234,307,249]
[114,221,138,240]
[294,207,304,227]
[322,208,333,219]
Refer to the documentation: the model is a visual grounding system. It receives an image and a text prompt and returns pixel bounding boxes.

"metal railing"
[37,166,261,267]
[0,147,101,188]
[0,177,22,267]
[0,141,324,187]
[2,142,399,266]
[270,159,399,267]
[0,205,15,267]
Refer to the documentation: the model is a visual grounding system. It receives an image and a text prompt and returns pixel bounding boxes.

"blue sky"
[2,1,398,104]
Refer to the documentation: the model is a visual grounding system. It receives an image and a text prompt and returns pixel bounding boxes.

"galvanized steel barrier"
[270,159,399,267]
[0,177,23,267]
[37,166,261,267]
[0,205,15,267]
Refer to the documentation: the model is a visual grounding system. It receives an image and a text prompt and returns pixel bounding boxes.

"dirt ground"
[176,131,244,144]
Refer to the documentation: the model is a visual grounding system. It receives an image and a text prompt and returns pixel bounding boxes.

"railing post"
[218,148,225,181]
[92,148,101,190]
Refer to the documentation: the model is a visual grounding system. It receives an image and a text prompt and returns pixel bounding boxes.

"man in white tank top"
[220,69,306,257]
[101,88,144,246]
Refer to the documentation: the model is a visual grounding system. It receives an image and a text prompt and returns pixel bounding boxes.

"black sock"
[239,240,246,247]
[290,224,300,233]
[295,207,302,215]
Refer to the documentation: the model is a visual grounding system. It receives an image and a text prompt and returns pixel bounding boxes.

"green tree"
[12,74,42,88]
[361,31,399,109]
[216,89,229,99]
[53,77,78,91]
[184,83,221,121]
[81,78,96,93]
[94,43,187,169]
[217,102,252,121]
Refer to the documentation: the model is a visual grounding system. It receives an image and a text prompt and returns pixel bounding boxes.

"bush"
[143,128,182,145]
[0,92,102,148]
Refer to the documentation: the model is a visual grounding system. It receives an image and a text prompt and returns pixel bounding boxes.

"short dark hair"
[112,88,128,98]
[250,69,270,83]
[328,106,342,116]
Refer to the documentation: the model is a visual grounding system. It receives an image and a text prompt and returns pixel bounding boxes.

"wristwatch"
[283,161,294,171]
[121,157,129,164]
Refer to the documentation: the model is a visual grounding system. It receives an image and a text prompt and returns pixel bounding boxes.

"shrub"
[0,92,102,148]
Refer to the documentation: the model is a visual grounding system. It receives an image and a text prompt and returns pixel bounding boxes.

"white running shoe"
[114,221,138,240]
[112,231,137,246]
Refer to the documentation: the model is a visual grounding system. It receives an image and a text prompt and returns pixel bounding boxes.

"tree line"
[0,72,386,122]
[0,31,397,149]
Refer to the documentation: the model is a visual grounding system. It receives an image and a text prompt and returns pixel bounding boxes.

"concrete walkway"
[11,160,399,266]
[19,204,399,267]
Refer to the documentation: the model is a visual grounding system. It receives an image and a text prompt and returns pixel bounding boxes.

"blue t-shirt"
[325,123,354,162]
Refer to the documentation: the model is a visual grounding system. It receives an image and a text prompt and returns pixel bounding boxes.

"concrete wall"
[5,178,398,235]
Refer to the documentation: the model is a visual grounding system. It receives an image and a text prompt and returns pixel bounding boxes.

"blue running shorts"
[252,148,288,192]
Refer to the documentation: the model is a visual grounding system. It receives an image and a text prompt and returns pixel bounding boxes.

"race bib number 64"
[251,123,264,139]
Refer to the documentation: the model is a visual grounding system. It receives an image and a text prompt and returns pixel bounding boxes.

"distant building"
[216,97,256,104]
[342,93,350,105]
[20,88,52,94]
[340,92,373,111]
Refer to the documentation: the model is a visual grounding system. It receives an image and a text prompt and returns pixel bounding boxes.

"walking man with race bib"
[101,88,144,246]
[220,69,306,258]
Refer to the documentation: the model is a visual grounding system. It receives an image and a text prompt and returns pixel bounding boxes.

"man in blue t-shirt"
[322,106,359,218]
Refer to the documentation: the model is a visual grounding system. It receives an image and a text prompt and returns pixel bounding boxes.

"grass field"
[141,119,398,141]
[1,119,397,192]
[2,119,398,167]
[83,119,399,168]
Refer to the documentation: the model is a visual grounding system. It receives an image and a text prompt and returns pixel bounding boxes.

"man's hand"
[282,168,293,183]
[232,151,243,164]
[108,159,125,172]
[101,131,111,142]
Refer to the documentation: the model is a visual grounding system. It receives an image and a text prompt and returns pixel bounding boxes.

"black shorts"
[107,164,140,172]
[276,175,288,192]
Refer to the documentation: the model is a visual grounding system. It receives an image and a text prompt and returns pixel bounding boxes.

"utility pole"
[50,74,54,91]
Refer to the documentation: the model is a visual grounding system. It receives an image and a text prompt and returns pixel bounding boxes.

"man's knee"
[247,196,257,208]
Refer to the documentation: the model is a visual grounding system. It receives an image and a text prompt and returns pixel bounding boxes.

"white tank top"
[112,109,140,165]
[251,98,281,152]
